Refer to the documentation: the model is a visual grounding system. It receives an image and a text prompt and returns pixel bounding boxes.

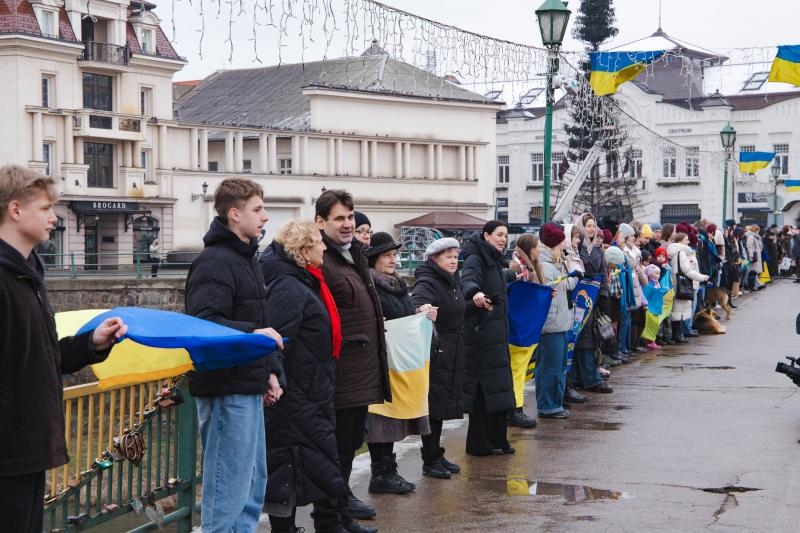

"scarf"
[306,265,342,359]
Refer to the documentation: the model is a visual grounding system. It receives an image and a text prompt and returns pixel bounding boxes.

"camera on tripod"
[775,313,800,387]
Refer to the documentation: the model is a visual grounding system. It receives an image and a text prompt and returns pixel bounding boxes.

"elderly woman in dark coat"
[460,220,517,456]
[570,213,613,397]
[412,237,466,479]
[259,220,346,533]
[364,232,430,495]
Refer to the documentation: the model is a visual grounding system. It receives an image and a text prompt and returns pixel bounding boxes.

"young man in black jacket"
[0,165,126,533]
[185,178,285,532]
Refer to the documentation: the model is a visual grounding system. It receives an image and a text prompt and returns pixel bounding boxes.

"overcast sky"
[169,0,800,81]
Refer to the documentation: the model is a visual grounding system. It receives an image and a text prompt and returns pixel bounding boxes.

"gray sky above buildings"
[169,0,800,82]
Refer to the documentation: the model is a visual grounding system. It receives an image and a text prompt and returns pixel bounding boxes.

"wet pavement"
[278,280,800,532]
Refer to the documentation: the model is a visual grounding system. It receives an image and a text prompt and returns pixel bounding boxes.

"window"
[85,142,113,188]
[685,147,700,178]
[625,149,643,178]
[42,143,53,175]
[140,29,154,54]
[243,159,252,173]
[484,89,503,101]
[279,158,292,175]
[141,150,154,183]
[497,155,510,183]
[530,153,544,182]
[662,147,677,178]
[41,75,54,108]
[82,73,112,111]
[208,161,219,172]
[140,87,152,116]
[551,152,565,181]
[660,203,701,224]
[742,72,769,91]
[774,144,789,175]
[38,9,56,38]
[519,88,544,106]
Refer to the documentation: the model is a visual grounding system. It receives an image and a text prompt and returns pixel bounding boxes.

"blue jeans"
[535,332,568,415]
[197,394,267,533]
[618,307,632,354]
[571,347,602,389]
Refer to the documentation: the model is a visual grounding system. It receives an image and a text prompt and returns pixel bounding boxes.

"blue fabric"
[642,282,668,315]
[659,264,673,289]
[535,331,568,415]
[566,277,602,372]
[589,50,666,72]
[197,394,267,532]
[507,281,553,347]
[618,304,632,354]
[76,307,281,372]
[620,260,637,311]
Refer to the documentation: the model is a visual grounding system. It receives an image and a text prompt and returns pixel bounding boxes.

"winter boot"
[507,407,538,428]
[368,454,414,494]
[671,321,688,344]
[439,448,461,473]
[421,448,451,479]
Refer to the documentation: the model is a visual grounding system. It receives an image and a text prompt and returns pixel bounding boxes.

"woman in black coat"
[259,221,346,533]
[460,221,517,456]
[412,237,466,478]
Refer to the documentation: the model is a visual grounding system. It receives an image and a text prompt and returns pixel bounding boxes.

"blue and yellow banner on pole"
[769,45,800,87]
[589,50,665,96]
[56,307,282,389]
[738,151,776,174]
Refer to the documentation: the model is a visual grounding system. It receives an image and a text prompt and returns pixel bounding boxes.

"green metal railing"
[39,252,196,280]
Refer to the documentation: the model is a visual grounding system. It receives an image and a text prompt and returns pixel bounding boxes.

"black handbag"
[675,252,695,301]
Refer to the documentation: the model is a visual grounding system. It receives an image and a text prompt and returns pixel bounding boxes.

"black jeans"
[421,417,444,455]
[0,471,45,533]
[465,385,509,455]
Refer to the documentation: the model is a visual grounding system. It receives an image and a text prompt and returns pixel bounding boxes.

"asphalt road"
[286,279,800,532]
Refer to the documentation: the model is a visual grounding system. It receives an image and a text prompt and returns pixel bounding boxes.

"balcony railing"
[80,41,130,66]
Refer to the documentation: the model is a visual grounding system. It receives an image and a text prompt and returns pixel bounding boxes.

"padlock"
[94,458,113,470]
[66,513,88,525]
[157,387,184,408]
[130,498,144,514]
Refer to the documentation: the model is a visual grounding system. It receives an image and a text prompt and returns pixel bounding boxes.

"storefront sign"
[71,201,141,212]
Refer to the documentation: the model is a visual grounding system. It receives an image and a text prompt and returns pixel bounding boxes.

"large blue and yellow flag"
[738,151,775,174]
[56,307,281,389]
[369,312,433,420]
[566,277,602,373]
[589,51,666,96]
[507,281,553,386]
[785,180,800,192]
[769,45,800,87]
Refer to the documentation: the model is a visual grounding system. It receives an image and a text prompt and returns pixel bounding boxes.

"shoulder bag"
[674,251,695,301]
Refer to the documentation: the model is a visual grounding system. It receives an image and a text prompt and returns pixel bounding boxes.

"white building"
[495,28,800,228]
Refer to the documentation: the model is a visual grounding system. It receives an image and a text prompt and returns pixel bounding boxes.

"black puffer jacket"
[259,242,346,507]
[0,239,109,476]
[576,243,609,350]
[412,259,466,421]
[185,217,284,397]
[371,269,415,320]
[459,232,516,414]
[320,233,390,409]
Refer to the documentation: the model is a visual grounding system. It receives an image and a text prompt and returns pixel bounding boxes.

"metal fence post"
[69,251,76,279]
[175,382,197,532]
[135,253,143,279]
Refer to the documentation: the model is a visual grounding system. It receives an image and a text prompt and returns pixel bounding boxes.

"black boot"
[342,521,378,533]
[671,321,688,344]
[345,488,375,520]
[368,454,414,494]
[439,447,461,473]
[564,387,587,404]
[507,407,538,428]
[421,448,451,479]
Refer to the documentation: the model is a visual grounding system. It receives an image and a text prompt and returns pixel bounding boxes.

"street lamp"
[720,123,736,222]
[535,0,571,224]
[771,157,781,226]
[191,181,209,202]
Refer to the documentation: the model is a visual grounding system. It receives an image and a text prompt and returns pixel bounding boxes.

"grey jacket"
[540,247,577,334]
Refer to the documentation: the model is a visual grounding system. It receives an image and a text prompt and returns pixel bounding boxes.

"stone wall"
[46,278,186,313]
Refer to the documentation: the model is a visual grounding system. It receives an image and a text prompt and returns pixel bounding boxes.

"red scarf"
[306,265,342,358]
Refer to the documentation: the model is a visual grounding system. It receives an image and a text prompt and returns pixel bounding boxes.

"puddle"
[579,404,629,411]
[702,485,761,494]
[662,364,735,371]
[568,420,622,431]
[507,479,632,503]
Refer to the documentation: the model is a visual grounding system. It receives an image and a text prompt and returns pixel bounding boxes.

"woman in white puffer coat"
[667,232,708,343]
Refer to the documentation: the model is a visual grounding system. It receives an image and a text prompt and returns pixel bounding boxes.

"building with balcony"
[496,28,800,228]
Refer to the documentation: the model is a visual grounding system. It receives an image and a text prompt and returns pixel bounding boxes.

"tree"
[572,0,619,52]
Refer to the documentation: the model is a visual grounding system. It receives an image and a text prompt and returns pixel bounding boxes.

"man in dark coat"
[314,190,388,533]
[185,178,285,532]
[0,165,126,533]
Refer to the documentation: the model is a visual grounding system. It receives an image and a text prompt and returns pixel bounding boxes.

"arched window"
[132,215,160,265]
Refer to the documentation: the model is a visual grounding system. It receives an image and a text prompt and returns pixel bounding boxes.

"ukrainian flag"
[507,281,553,386]
[589,50,666,96]
[785,180,800,192]
[769,45,800,87]
[56,307,282,389]
[738,151,775,174]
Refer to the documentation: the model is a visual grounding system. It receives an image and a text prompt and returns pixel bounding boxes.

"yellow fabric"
[590,64,647,96]
[55,309,195,390]
[759,261,771,284]
[769,56,800,87]
[642,289,673,341]
[738,160,771,174]
[525,345,538,382]
[368,362,430,419]
[509,344,535,407]
[507,477,531,496]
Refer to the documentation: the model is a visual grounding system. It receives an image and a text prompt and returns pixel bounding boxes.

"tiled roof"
[174,54,492,130]
[126,22,142,54]
[0,0,41,36]
[154,26,180,60]
[57,6,76,41]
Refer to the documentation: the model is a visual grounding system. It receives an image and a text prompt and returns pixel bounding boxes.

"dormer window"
[140,28,154,54]
[742,72,769,91]
[35,7,58,38]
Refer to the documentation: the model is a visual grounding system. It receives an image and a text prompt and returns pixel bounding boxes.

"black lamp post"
[720,123,736,221]
[771,158,781,226]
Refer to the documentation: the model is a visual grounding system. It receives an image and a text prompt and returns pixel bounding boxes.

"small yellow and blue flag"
[589,50,665,96]
[738,151,775,174]
[769,45,800,87]
[785,180,800,193]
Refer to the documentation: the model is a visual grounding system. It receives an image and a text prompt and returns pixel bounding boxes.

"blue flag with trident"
[566,277,603,373]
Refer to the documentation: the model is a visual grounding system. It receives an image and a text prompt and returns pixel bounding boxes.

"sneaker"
[646,341,662,350]
[540,410,570,419]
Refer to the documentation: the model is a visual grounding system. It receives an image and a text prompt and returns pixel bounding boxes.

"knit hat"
[604,246,625,265]
[602,228,613,245]
[366,232,400,265]
[645,264,661,279]
[654,246,668,259]
[354,211,371,229]
[619,223,635,238]
[640,224,654,239]
[540,223,566,248]
[650,223,663,231]
[424,237,461,259]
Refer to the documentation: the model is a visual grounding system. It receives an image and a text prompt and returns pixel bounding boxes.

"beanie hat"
[354,211,371,228]
[602,228,613,245]
[619,223,635,238]
[640,224,654,239]
[645,264,661,279]
[604,246,625,265]
[654,246,668,259]
[650,222,663,231]
[540,223,566,248]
